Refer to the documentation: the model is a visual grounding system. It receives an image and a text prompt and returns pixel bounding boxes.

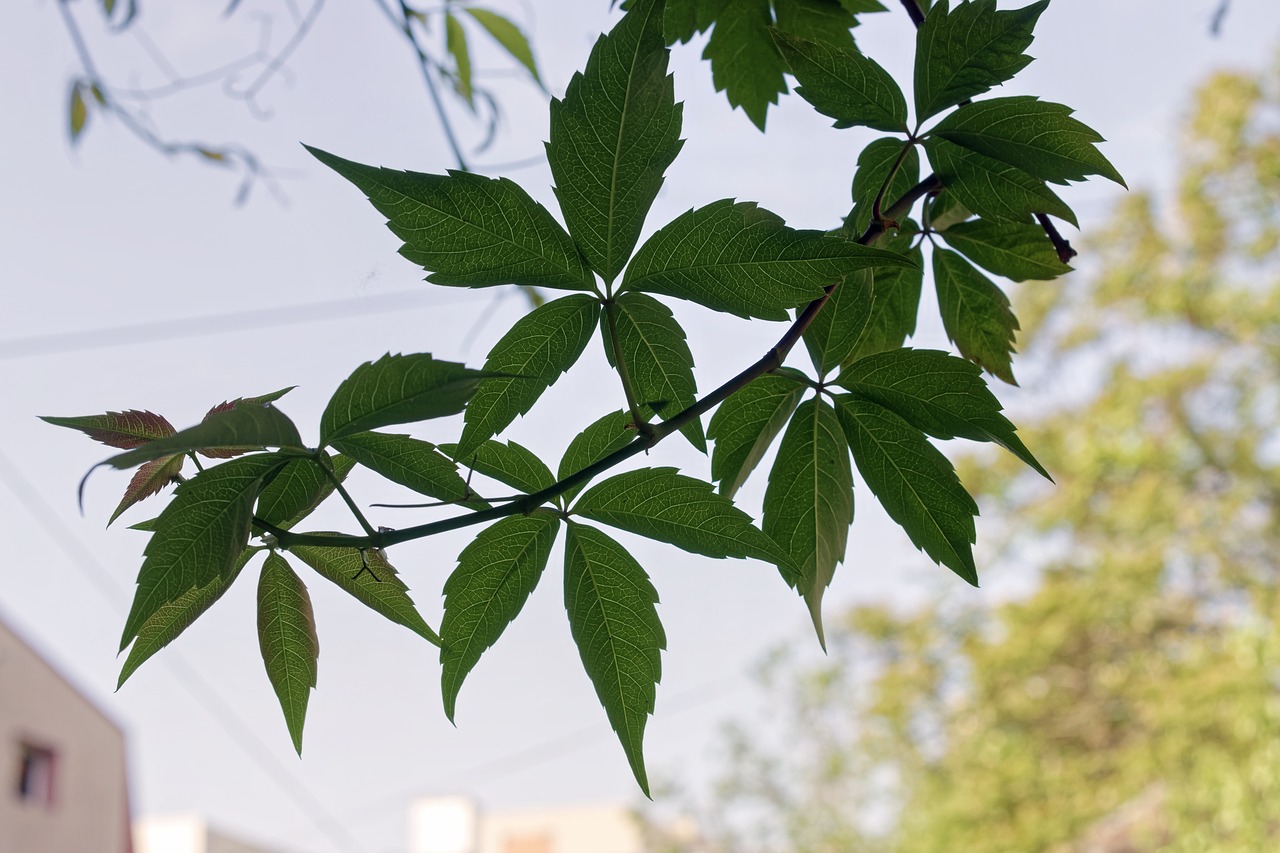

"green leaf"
[97,404,303,471]
[835,396,978,585]
[290,540,441,645]
[463,8,543,86]
[440,439,555,497]
[440,510,560,721]
[42,409,176,449]
[762,398,853,644]
[118,549,256,688]
[624,199,917,320]
[200,388,299,459]
[914,0,1049,121]
[574,467,788,566]
[109,454,184,525]
[547,0,683,283]
[70,83,88,144]
[803,269,873,376]
[930,96,1126,187]
[602,293,705,451]
[256,454,358,531]
[836,348,1047,478]
[559,410,637,505]
[773,30,907,133]
[925,137,1077,226]
[932,248,1018,384]
[457,294,600,459]
[701,0,786,130]
[319,353,489,446]
[334,432,487,509]
[445,12,474,108]
[839,0,888,12]
[708,372,807,499]
[938,218,1072,281]
[846,139,919,237]
[564,521,665,795]
[662,0,722,43]
[307,147,594,291]
[121,454,286,650]
[774,0,860,49]
[838,236,924,369]
[257,552,319,755]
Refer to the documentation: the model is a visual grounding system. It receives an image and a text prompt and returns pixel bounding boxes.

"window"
[15,741,56,806]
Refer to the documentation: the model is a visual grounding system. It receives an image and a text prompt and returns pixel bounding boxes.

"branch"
[368,0,471,171]
[55,0,283,204]
[260,174,943,551]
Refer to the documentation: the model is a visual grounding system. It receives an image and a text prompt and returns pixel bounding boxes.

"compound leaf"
[933,247,1018,384]
[938,218,1072,281]
[564,521,664,796]
[574,467,788,567]
[547,0,682,283]
[914,0,1048,121]
[835,348,1047,477]
[762,398,853,646]
[930,96,1125,186]
[835,395,978,585]
[440,510,560,721]
[308,147,594,291]
[602,292,704,451]
[290,540,441,645]
[320,353,489,446]
[624,199,917,320]
[457,294,600,459]
[257,552,319,755]
[121,453,286,650]
[709,372,807,499]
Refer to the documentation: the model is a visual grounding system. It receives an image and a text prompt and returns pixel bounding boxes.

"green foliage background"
[646,59,1280,848]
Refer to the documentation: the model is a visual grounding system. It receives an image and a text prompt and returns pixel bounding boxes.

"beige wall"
[0,618,131,853]
[480,804,644,853]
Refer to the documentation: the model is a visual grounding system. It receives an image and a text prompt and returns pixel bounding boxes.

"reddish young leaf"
[41,410,176,449]
[109,454,185,525]
[200,387,296,458]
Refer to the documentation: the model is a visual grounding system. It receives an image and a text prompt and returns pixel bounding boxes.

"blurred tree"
[648,53,1280,853]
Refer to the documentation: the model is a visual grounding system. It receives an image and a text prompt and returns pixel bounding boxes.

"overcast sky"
[2,2,1279,852]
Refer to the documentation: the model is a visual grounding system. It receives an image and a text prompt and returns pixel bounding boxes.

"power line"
[0,289,484,361]
[0,447,367,853]
[333,674,747,829]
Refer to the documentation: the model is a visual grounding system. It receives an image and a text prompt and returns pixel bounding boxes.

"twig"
[256,173,944,551]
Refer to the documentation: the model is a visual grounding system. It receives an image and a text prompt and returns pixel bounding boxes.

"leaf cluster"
[45,0,1118,793]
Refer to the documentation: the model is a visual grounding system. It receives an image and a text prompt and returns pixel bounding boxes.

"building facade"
[0,615,132,853]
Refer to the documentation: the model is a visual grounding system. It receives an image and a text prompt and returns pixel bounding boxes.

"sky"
[2,1,1279,852]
